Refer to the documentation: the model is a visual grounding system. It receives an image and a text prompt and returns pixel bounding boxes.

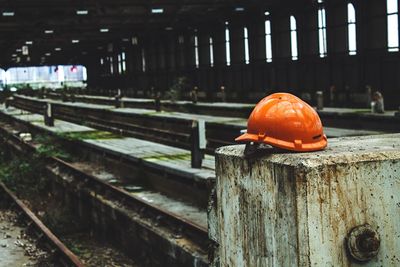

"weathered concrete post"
[190,120,206,168]
[395,107,400,117]
[154,91,161,112]
[191,86,199,104]
[4,97,11,109]
[44,102,54,127]
[209,134,400,266]
[114,89,124,108]
[220,86,226,102]
[316,91,324,110]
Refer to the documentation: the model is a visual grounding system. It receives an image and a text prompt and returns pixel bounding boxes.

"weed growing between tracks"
[0,147,47,195]
[0,135,80,233]
[34,134,74,161]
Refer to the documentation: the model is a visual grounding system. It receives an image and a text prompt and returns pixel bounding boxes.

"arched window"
[118,53,122,74]
[265,16,273,62]
[318,2,327,57]
[209,37,214,67]
[109,56,114,74]
[347,3,357,55]
[122,52,126,73]
[225,21,231,66]
[244,27,250,64]
[387,0,399,52]
[194,34,199,68]
[290,16,298,60]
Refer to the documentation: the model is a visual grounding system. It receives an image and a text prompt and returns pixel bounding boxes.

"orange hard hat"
[236,92,327,152]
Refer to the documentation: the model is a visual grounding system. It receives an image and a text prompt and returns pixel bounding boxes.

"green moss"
[58,130,122,141]
[30,119,45,123]
[143,153,191,161]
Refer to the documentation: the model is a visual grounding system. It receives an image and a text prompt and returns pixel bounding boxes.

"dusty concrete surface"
[211,134,400,267]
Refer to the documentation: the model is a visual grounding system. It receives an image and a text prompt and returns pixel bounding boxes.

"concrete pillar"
[210,134,400,266]
[167,35,176,71]
[185,32,196,68]
[213,24,226,67]
[230,25,244,65]
[199,30,210,67]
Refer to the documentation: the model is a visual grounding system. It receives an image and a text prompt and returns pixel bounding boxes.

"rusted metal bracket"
[346,224,380,262]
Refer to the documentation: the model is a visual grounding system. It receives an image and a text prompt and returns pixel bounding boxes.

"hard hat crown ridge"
[236,92,327,152]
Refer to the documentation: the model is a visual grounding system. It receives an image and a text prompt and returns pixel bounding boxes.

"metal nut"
[347,224,380,262]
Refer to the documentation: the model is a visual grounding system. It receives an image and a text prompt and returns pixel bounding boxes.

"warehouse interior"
[0,0,399,266]
[0,0,399,107]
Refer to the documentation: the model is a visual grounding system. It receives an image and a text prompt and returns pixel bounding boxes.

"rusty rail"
[52,157,209,243]
[0,182,84,267]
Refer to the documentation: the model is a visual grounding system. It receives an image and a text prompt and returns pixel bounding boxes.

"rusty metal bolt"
[346,224,380,262]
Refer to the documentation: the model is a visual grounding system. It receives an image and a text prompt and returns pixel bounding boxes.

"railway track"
[0,182,84,267]
[0,116,209,266]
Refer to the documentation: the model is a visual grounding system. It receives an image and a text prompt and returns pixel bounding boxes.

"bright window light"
[109,57,114,74]
[225,21,231,66]
[348,3,357,55]
[76,10,88,15]
[118,54,122,74]
[194,35,199,68]
[55,48,62,51]
[290,16,298,60]
[2,11,14,17]
[244,27,250,64]
[25,41,33,45]
[387,0,399,52]
[388,0,398,13]
[45,53,51,56]
[141,48,146,72]
[235,7,245,12]
[265,20,272,62]
[151,8,164,14]
[72,40,79,44]
[45,30,54,34]
[318,7,327,57]
[100,28,109,33]
[209,37,214,67]
[122,52,126,73]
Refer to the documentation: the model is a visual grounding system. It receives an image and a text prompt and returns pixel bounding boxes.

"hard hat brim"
[235,133,328,152]
[235,133,258,143]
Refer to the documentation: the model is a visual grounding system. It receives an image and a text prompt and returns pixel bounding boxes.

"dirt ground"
[0,208,53,267]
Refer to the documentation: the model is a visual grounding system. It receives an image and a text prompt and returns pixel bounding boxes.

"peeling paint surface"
[211,134,400,266]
